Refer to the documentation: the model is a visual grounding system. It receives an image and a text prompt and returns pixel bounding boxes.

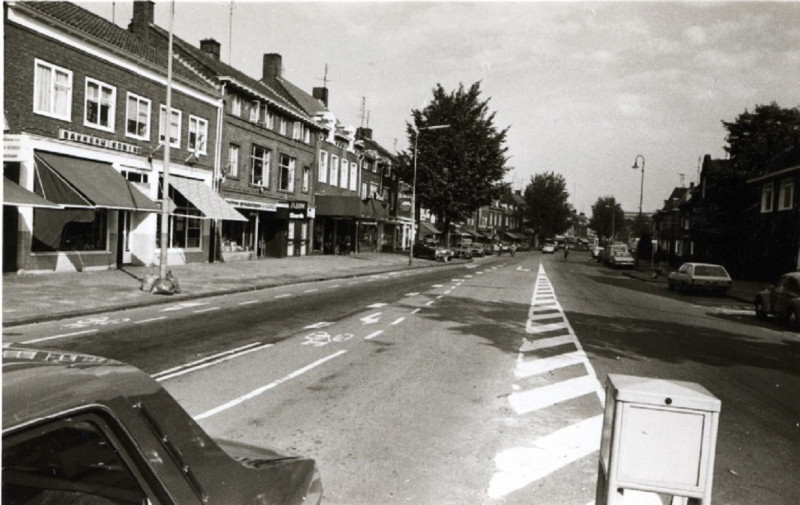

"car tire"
[754,298,767,320]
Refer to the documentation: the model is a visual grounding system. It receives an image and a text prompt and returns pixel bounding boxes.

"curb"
[2,259,463,328]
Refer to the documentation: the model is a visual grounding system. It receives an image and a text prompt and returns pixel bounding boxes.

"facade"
[3,1,246,273]
[652,187,692,265]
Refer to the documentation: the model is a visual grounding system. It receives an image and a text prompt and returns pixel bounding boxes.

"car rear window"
[694,266,728,277]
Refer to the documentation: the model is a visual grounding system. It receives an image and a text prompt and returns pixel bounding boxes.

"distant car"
[470,243,486,257]
[413,240,452,262]
[609,251,635,269]
[452,243,473,260]
[668,262,732,295]
[2,346,323,505]
[542,243,555,254]
[601,243,628,264]
[754,272,800,329]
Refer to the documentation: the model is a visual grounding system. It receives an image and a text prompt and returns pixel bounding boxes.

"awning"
[3,178,63,208]
[316,195,387,220]
[34,151,159,211]
[420,222,441,235]
[169,176,247,221]
[504,231,526,240]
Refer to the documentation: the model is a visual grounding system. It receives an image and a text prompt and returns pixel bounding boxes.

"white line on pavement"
[365,330,383,340]
[154,343,273,381]
[193,307,220,314]
[509,375,600,415]
[391,317,405,325]
[23,329,98,344]
[135,316,168,324]
[275,294,292,299]
[194,350,347,420]
[238,300,259,305]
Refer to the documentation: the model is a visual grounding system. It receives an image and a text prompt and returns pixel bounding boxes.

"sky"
[78,0,800,215]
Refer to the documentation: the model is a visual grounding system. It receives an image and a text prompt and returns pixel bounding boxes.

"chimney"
[200,38,221,59]
[129,0,155,41]
[356,127,372,140]
[262,53,282,81]
[312,87,329,108]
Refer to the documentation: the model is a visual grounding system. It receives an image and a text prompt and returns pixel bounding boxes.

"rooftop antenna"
[359,97,367,128]
[112,1,115,24]
[679,173,685,187]
[228,1,234,63]
[317,64,332,88]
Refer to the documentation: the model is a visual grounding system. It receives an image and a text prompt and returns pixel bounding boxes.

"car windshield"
[694,266,728,277]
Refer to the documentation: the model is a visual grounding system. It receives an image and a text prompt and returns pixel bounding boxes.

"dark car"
[755,272,800,329]
[2,346,322,505]
[412,240,452,261]
[469,243,486,257]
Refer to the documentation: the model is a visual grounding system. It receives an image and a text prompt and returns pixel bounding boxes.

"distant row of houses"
[652,150,800,280]
[3,0,528,274]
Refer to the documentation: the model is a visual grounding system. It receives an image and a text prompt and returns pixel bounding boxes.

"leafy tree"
[523,172,572,240]
[589,196,624,243]
[398,82,510,246]
[722,102,800,177]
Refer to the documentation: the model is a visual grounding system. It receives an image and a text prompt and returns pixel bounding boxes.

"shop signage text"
[59,129,142,155]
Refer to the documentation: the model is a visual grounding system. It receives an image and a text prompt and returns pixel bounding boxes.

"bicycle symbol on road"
[63,316,131,329]
[302,331,354,347]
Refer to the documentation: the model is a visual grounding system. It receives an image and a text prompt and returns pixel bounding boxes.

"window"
[304,128,311,144]
[779,178,794,210]
[279,154,296,192]
[231,94,242,116]
[280,118,287,136]
[361,182,368,199]
[228,144,239,178]
[251,145,271,186]
[349,161,358,191]
[318,150,328,183]
[32,208,107,252]
[33,59,72,120]
[125,92,150,139]
[188,115,208,155]
[3,415,155,505]
[84,78,116,131]
[157,183,202,249]
[293,122,302,140]
[761,182,774,213]
[262,105,274,129]
[370,182,379,198]
[250,100,260,122]
[159,106,181,147]
[339,157,349,188]
[329,155,339,186]
[302,165,310,193]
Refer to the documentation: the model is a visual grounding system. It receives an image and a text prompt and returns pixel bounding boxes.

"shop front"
[223,198,312,260]
[315,195,386,254]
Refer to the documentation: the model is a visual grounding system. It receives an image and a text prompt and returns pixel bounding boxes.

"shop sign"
[287,200,307,219]
[226,198,277,212]
[59,129,142,154]
[397,196,412,218]
[3,135,24,161]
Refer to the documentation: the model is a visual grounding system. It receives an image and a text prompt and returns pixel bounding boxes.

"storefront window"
[32,208,107,252]
[156,187,202,249]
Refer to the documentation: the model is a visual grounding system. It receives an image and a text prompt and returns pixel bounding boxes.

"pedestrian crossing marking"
[509,375,600,415]
[515,350,586,378]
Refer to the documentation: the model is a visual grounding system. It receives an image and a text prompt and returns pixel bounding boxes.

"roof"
[2,346,157,431]
[15,1,214,91]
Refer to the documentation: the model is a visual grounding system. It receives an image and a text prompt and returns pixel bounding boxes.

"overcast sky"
[80,1,800,214]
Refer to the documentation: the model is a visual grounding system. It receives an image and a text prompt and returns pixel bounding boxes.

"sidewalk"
[1,252,448,327]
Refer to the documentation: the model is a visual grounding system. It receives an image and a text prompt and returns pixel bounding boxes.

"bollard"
[596,375,721,505]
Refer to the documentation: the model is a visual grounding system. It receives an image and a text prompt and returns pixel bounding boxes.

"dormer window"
[250,100,260,122]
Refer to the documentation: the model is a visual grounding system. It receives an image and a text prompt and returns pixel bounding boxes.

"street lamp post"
[632,154,645,222]
[409,124,450,266]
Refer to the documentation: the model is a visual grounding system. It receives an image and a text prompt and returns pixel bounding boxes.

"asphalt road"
[5,251,798,505]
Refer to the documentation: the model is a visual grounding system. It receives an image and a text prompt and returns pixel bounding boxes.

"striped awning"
[169,177,247,221]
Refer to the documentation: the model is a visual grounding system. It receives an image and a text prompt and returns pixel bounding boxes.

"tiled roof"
[360,137,396,162]
[16,1,213,91]
[275,77,327,117]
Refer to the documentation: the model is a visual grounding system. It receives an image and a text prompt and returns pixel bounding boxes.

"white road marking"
[515,350,586,378]
[194,350,347,420]
[238,300,259,306]
[432,284,444,288]
[526,321,569,334]
[365,330,383,340]
[411,308,421,314]
[488,415,603,499]
[275,293,292,299]
[154,343,273,382]
[405,292,420,296]
[509,375,600,415]
[135,316,168,324]
[519,334,575,352]
[361,312,382,325]
[304,321,333,329]
[391,317,405,325]
[304,288,319,293]
[161,302,208,312]
[193,307,220,314]
[425,301,435,306]
[367,303,388,308]
[23,329,97,344]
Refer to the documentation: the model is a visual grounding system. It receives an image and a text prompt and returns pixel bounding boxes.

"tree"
[722,102,800,177]
[399,82,510,246]
[589,196,624,243]
[523,172,572,240]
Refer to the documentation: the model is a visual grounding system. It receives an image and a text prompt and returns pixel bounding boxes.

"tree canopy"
[523,172,572,239]
[399,82,510,243]
[722,102,800,177]
[589,196,625,242]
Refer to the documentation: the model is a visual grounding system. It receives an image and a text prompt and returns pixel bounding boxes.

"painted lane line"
[153,342,262,377]
[361,313,382,325]
[194,350,347,420]
[304,322,333,329]
[161,301,208,312]
[391,317,405,325]
[432,284,444,288]
[425,301,435,306]
[23,329,98,345]
[304,288,319,293]
[367,303,388,308]
[365,330,383,340]
[515,350,585,378]
[487,415,603,499]
[330,284,341,288]
[154,343,273,382]
[194,307,220,314]
[405,292,420,296]
[135,316,168,324]
[411,308,421,314]
[275,294,292,299]
[509,375,600,415]
[526,321,569,334]
[238,300,259,306]
[436,295,444,300]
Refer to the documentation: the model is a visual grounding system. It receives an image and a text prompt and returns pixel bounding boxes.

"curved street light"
[409,124,450,266]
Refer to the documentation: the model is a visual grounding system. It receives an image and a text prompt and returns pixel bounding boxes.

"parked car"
[413,240,452,262]
[542,242,556,254]
[609,250,635,269]
[2,346,323,505]
[452,243,473,260]
[668,262,732,295]
[470,243,486,257]
[754,272,800,328]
